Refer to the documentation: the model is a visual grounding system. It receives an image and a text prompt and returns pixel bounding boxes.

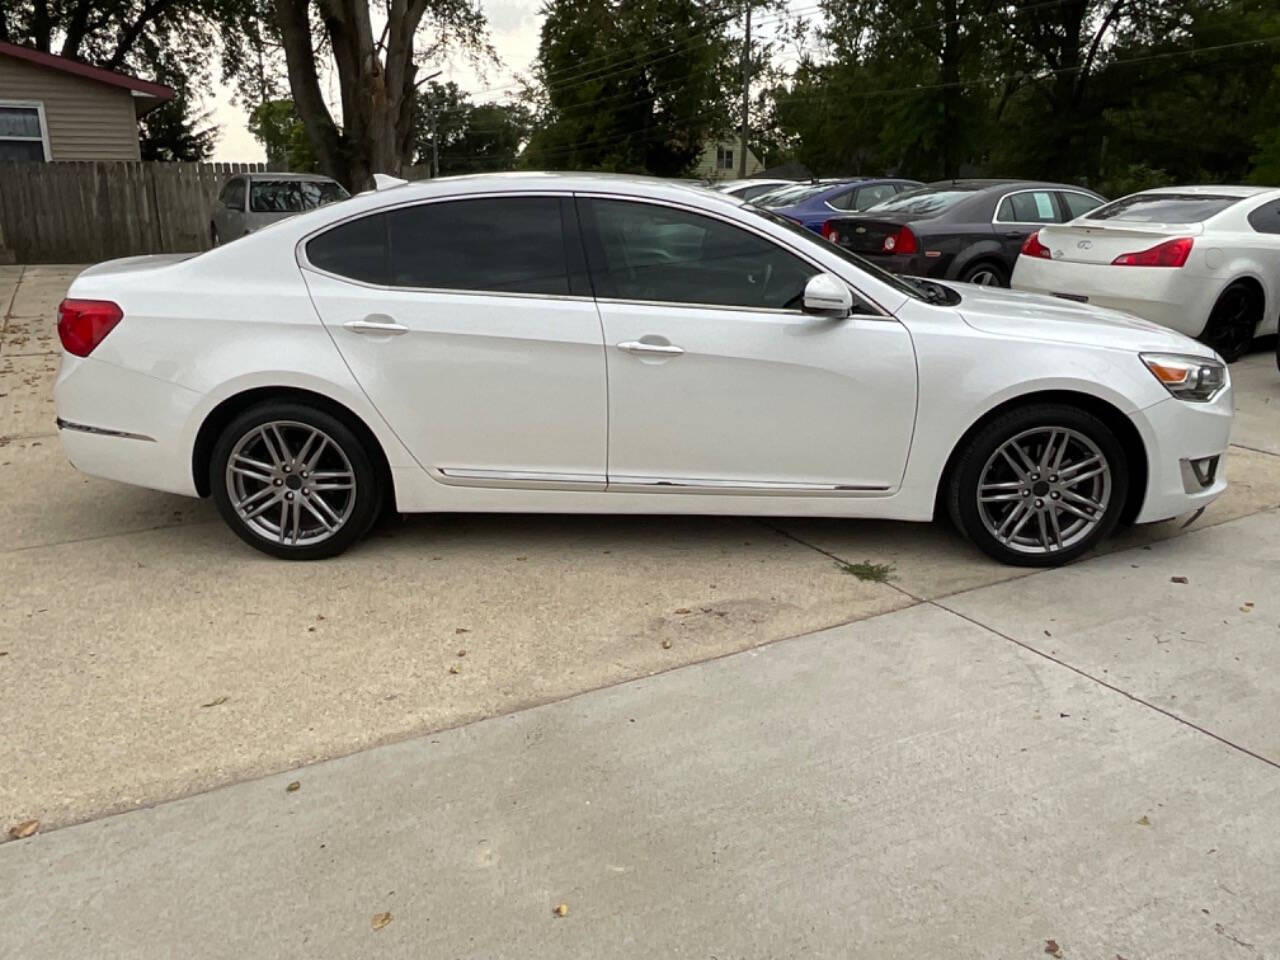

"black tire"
[1199,283,1261,363]
[210,225,220,248]
[210,401,382,560]
[958,260,1009,288]
[947,403,1129,567]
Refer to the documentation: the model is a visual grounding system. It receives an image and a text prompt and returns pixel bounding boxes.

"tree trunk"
[274,0,427,192]
[939,0,961,179]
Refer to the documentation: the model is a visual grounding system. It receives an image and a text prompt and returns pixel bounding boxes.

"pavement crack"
[933,598,1280,774]
[1229,441,1280,459]
[758,519,925,602]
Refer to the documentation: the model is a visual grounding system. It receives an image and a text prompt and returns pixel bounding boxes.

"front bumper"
[1130,387,1233,524]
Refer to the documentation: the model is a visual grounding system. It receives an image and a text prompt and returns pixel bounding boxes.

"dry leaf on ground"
[8,819,38,840]
[1170,576,1188,584]
[1137,815,1151,826]
[371,911,392,930]
[553,903,568,917]
[1044,939,1063,957]
[286,781,300,793]
[200,695,228,708]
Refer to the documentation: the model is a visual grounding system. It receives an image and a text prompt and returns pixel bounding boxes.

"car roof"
[245,172,339,183]
[921,178,1097,192]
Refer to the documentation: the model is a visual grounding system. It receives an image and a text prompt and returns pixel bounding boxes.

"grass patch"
[837,560,895,583]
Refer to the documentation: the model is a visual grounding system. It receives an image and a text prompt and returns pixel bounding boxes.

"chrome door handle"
[344,318,408,336]
[617,340,684,356]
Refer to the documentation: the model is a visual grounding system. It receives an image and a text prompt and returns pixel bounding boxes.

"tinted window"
[757,183,833,207]
[1087,194,1241,223]
[737,182,787,201]
[1247,200,1280,234]
[588,199,817,309]
[864,187,977,217]
[250,179,348,213]
[222,178,245,210]
[1062,191,1103,219]
[854,183,897,210]
[996,190,1058,223]
[306,213,389,285]
[386,197,570,294]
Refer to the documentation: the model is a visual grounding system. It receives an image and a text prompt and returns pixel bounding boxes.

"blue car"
[754,177,925,234]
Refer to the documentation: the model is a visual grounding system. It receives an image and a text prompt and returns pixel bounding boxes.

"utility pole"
[738,2,751,178]
[420,70,443,178]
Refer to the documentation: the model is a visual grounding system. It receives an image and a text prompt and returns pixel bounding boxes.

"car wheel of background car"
[947,403,1128,567]
[1199,282,1261,363]
[210,225,220,247]
[210,401,381,560]
[959,261,1009,287]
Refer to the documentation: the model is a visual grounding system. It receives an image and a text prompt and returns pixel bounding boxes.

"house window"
[716,145,735,170]
[0,102,51,162]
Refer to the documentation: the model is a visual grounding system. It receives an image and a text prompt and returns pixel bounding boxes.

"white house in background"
[0,40,174,162]
[693,138,764,180]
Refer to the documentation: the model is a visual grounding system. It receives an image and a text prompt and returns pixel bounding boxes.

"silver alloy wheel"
[967,267,1001,286]
[976,426,1111,556]
[225,420,356,546]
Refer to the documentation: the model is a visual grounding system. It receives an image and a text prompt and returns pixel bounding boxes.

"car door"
[224,177,247,239]
[579,196,917,493]
[993,188,1060,262]
[301,194,609,489]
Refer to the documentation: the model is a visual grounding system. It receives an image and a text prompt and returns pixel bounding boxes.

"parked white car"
[55,173,1231,565]
[1011,185,1280,361]
[709,177,796,201]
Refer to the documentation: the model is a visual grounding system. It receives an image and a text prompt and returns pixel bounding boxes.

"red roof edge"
[0,41,176,103]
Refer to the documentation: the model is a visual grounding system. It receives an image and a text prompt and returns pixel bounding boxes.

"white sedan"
[54,173,1232,565]
[1011,185,1280,361]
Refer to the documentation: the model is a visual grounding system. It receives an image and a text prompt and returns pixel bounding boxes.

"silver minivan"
[210,172,350,246]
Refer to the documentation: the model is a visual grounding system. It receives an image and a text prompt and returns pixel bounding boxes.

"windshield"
[250,179,350,214]
[863,186,978,217]
[745,203,928,303]
[1085,193,1242,224]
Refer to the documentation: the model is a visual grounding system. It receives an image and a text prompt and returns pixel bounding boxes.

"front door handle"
[345,318,408,336]
[617,340,684,356]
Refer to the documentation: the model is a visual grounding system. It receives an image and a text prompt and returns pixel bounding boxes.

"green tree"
[140,91,220,161]
[248,99,319,171]
[523,0,736,175]
[414,82,530,174]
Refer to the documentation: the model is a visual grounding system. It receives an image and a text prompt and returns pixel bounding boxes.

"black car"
[822,179,1105,287]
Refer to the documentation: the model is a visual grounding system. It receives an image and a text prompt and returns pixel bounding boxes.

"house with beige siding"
[0,41,174,163]
[692,138,764,181]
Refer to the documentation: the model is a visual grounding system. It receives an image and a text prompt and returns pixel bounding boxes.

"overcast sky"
[208,0,813,162]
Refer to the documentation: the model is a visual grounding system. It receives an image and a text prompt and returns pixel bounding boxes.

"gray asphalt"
[3,510,1278,959]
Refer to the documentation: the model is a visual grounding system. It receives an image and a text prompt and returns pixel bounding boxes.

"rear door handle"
[617,340,684,356]
[345,318,408,336]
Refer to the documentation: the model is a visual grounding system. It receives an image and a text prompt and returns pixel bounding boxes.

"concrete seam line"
[1229,441,1280,459]
[1,518,221,556]
[747,522,931,604]
[1,265,24,337]
[933,599,1280,774]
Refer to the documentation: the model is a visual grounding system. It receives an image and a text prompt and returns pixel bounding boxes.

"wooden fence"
[0,161,275,264]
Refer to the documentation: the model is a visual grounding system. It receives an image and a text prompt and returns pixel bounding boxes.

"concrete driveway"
[3,263,1280,846]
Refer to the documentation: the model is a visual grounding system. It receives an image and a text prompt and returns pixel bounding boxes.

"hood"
[953,283,1218,358]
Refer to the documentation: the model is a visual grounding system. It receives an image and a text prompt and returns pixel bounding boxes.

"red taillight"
[883,226,917,255]
[1111,236,1193,268]
[1021,230,1052,259]
[57,299,123,357]
[821,220,836,241]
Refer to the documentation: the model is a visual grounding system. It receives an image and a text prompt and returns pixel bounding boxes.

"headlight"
[1140,353,1227,402]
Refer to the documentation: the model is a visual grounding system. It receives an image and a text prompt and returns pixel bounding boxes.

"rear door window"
[1086,194,1242,223]
[854,183,897,210]
[222,178,245,210]
[996,190,1058,224]
[305,196,576,296]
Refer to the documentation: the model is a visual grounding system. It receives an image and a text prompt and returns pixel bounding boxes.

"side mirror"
[802,273,853,318]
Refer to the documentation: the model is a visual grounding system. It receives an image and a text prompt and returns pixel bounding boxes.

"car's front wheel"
[959,261,1009,287]
[210,402,381,560]
[947,403,1129,566]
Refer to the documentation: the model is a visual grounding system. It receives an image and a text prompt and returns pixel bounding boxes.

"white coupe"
[1012,185,1280,361]
[55,173,1232,564]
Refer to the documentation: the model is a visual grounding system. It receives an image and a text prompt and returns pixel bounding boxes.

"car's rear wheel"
[1199,282,1260,363]
[948,403,1128,567]
[210,402,380,560]
[210,225,220,247]
[959,261,1008,288]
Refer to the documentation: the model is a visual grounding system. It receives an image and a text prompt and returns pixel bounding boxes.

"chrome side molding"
[55,418,155,442]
